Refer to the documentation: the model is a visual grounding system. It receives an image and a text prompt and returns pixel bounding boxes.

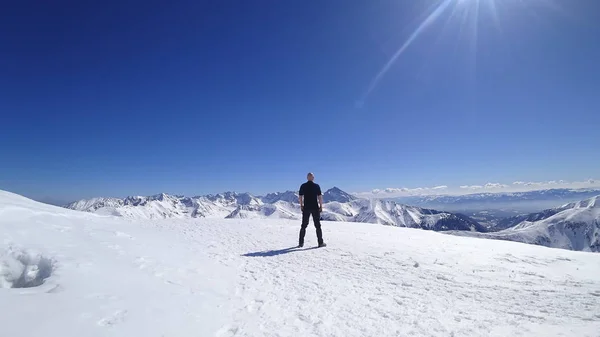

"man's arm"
[299,185,304,210]
[317,184,323,211]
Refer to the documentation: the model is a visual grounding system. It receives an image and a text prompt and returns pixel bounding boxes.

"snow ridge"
[260,191,299,204]
[331,199,486,232]
[65,197,123,212]
[451,195,600,252]
[323,187,357,203]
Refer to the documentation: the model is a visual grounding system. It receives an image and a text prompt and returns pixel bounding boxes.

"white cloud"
[512,180,590,188]
[460,185,483,190]
[357,178,600,198]
[384,188,409,193]
[484,183,508,189]
[364,186,439,197]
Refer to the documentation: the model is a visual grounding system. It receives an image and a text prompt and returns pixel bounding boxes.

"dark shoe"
[318,242,327,247]
[297,243,304,248]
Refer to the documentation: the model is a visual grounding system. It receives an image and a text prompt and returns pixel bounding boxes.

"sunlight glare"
[358,0,564,105]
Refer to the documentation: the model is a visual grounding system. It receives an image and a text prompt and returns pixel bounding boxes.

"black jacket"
[299,181,322,210]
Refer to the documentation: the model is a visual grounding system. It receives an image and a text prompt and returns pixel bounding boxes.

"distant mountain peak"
[326,186,344,193]
[260,191,299,204]
[323,187,357,203]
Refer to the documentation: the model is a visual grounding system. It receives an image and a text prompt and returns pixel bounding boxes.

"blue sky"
[1,0,599,203]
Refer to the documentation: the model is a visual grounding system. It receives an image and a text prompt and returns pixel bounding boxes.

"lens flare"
[358,0,564,105]
[357,0,454,107]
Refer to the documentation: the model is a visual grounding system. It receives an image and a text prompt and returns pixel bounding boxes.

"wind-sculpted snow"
[2,189,599,336]
[0,247,54,288]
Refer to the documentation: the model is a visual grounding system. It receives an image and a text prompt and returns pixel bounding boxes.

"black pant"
[299,208,323,245]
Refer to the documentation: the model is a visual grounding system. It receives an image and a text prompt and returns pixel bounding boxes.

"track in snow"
[202,220,600,337]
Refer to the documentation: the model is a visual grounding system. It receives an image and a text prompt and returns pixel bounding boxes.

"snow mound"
[0,248,54,288]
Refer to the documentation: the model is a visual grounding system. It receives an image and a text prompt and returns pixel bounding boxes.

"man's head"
[307,172,315,181]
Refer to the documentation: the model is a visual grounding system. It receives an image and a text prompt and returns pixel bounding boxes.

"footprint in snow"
[215,325,240,337]
[114,231,134,240]
[85,293,118,301]
[134,256,150,269]
[97,309,128,327]
[245,299,265,313]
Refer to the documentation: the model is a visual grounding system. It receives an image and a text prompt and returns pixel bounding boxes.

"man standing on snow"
[298,172,326,248]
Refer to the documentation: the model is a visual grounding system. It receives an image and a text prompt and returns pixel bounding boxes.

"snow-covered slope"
[225,201,299,220]
[65,197,123,212]
[451,196,600,252]
[325,199,487,231]
[2,190,600,336]
[65,189,486,232]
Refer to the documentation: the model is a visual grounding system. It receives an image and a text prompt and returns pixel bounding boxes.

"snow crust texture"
[2,190,600,337]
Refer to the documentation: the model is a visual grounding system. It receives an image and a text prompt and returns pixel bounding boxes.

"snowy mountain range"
[64,189,600,252]
[65,188,485,232]
[450,195,600,252]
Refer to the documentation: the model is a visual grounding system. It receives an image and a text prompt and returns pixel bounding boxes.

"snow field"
[1,190,600,337]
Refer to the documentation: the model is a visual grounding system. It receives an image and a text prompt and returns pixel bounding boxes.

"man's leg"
[299,209,310,246]
[311,209,324,245]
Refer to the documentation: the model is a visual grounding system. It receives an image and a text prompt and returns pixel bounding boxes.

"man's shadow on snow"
[242,246,319,257]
